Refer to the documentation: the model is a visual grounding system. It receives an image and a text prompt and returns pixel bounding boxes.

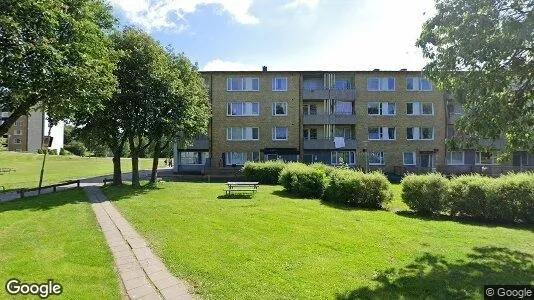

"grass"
[0,151,163,190]
[103,182,534,299]
[0,189,121,299]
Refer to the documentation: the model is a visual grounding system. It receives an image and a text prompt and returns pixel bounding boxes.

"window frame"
[226,77,260,92]
[475,151,497,165]
[368,152,385,165]
[420,127,435,140]
[226,102,260,116]
[272,77,288,91]
[421,103,434,115]
[272,102,288,116]
[226,152,247,166]
[367,77,395,91]
[368,127,382,140]
[446,151,465,165]
[226,127,259,141]
[403,151,417,165]
[272,126,288,141]
[331,151,356,165]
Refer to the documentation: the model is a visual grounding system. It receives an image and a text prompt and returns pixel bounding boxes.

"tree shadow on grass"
[0,188,88,213]
[319,200,385,212]
[270,190,314,200]
[396,211,534,233]
[336,246,534,300]
[217,194,254,200]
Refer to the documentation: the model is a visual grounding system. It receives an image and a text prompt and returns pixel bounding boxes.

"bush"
[242,160,286,184]
[64,141,87,157]
[48,149,58,155]
[492,173,534,223]
[401,173,449,215]
[446,175,494,219]
[278,163,327,198]
[310,163,337,176]
[323,169,392,208]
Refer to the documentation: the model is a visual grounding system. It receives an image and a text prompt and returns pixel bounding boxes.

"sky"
[108,0,436,71]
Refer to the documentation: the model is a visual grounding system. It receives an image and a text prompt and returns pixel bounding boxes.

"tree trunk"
[150,138,161,184]
[112,153,122,185]
[129,136,140,187]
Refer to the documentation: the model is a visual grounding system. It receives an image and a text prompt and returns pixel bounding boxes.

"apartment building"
[1,110,64,152]
[173,68,532,174]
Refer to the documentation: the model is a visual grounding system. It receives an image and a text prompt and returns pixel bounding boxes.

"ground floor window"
[476,151,496,165]
[265,154,278,161]
[369,152,385,165]
[331,151,355,165]
[225,152,247,166]
[179,152,209,165]
[403,152,416,165]
[446,151,464,165]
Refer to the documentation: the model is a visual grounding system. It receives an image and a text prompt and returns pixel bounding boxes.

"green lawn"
[104,182,534,299]
[0,189,121,299]
[0,151,162,190]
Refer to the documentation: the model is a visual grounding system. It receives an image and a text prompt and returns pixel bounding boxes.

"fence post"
[77,180,80,188]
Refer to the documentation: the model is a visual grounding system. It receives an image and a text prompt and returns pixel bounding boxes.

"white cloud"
[108,0,259,31]
[201,59,259,71]
[283,0,319,10]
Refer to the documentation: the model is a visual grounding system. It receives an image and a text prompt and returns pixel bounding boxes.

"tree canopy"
[417,0,534,154]
[0,0,117,135]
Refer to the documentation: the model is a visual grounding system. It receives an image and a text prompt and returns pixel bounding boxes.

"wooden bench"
[224,182,260,196]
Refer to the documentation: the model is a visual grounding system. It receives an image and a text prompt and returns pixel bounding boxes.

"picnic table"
[225,182,260,195]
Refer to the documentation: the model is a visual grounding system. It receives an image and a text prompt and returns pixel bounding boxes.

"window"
[14,120,23,127]
[226,77,259,91]
[406,77,432,91]
[334,127,352,139]
[13,130,22,135]
[251,151,260,162]
[403,152,416,165]
[304,128,318,140]
[333,101,352,114]
[476,151,496,165]
[367,102,395,115]
[272,127,288,140]
[406,127,434,140]
[331,151,356,165]
[272,102,288,116]
[226,127,259,141]
[303,79,322,91]
[272,77,287,91]
[179,152,209,165]
[368,127,395,140]
[421,127,434,140]
[265,154,278,161]
[407,102,433,115]
[447,151,464,165]
[13,138,22,144]
[303,104,317,115]
[369,152,385,165]
[367,77,395,91]
[334,80,351,90]
[227,102,259,116]
[226,152,247,165]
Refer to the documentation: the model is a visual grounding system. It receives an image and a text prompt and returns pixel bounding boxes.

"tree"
[0,0,117,136]
[146,52,211,184]
[417,0,534,154]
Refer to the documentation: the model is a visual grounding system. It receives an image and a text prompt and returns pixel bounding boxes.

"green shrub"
[64,141,87,156]
[401,173,449,215]
[310,163,337,176]
[446,175,494,219]
[492,173,534,223]
[242,160,286,184]
[278,163,327,198]
[48,149,58,155]
[322,169,393,208]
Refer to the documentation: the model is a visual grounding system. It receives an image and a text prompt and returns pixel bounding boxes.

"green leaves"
[417,0,534,153]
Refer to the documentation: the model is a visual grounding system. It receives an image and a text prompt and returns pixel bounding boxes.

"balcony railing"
[303,138,356,150]
[303,113,356,124]
[302,88,356,101]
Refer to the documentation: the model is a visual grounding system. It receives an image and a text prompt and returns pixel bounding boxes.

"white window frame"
[420,127,435,140]
[226,77,260,92]
[369,152,385,165]
[367,77,395,91]
[13,138,22,144]
[406,77,433,91]
[407,102,433,115]
[303,128,318,140]
[265,154,278,161]
[368,127,382,140]
[226,127,259,141]
[367,102,382,115]
[403,151,417,165]
[303,104,318,115]
[179,152,202,165]
[331,151,356,165]
[251,151,260,162]
[272,127,288,141]
[446,151,465,165]
[13,129,22,135]
[272,77,288,91]
[475,151,497,165]
[421,103,434,115]
[272,102,288,116]
[227,102,260,116]
[226,152,247,166]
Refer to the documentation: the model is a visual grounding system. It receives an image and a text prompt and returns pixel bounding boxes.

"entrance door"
[420,153,433,168]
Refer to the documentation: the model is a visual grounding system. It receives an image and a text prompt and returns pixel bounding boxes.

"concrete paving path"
[84,186,194,300]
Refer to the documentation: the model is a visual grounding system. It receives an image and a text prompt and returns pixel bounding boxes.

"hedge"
[309,163,337,176]
[401,173,449,215]
[278,163,327,198]
[242,160,286,184]
[322,169,393,208]
[402,172,534,223]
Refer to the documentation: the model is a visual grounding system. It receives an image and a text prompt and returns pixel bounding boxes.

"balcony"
[176,136,209,150]
[302,89,329,100]
[330,89,356,101]
[303,113,356,125]
[302,88,356,101]
[303,138,357,150]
